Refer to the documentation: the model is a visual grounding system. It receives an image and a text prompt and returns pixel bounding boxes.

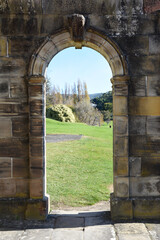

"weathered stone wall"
[0,0,160,220]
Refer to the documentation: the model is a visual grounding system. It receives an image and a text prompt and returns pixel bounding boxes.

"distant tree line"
[91,91,113,121]
[46,78,90,107]
[46,78,103,126]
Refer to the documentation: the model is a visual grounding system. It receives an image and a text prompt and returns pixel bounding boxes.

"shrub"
[46,104,75,123]
[74,100,103,126]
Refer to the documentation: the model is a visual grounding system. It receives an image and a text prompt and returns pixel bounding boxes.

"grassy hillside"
[46,118,113,208]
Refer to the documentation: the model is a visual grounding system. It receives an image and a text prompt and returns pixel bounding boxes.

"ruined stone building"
[0,0,160,220]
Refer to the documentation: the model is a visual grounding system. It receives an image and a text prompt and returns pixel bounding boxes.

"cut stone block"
[129,76,146,97]
[146,223,160,240]
[55,216,84,228]
[141,157,160,176]
[129,135,160,157]
[130,176,160,197]
[12,117,28,137]
[114,157,129,177]
[110,194,133,221]
[30,178,43,198]
[147,116,160,135]
[13,158,29,178]
[84,225,116,240]
[113,96,128,116]
[129,97,160,116]
[0,179,16,197]
[129,116,146,135]
[149,35,160,54]
[0,138,28,158]
[133,198,160,220]
[114,136,128,157]
[51,229,83,240]
[118,234,151,240]
[114,177,129,198]
[0,80,9,97]
[0,118,12,138]
[0,157,11,178]
[21,229,53,240]
[0,230,24,240]
[129,157,141,177]
[115,223,149,234]
[114,116,128,136]
[147,75,160,96]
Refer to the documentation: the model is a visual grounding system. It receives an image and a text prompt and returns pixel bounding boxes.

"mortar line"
[82,216,85,240]
[145,223,154,240]
[113,223,119,240]
[11,158,13,178]
[145,76,148,96]
[6,37,9,58]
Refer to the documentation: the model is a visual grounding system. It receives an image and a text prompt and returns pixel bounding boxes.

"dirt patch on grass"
[108,184,113,192]
[51,200,110,212]
[46,134,83,143]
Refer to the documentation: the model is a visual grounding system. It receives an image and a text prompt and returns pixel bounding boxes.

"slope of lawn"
[46,118,113,208]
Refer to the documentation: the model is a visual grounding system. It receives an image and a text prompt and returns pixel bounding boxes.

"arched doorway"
[46,46,113,208]
[28,29,129,219]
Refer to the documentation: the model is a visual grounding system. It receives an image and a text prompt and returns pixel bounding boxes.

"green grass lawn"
[46,118,113,208]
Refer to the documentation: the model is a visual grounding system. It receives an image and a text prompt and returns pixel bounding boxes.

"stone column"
[110,75,132,220]
[27,76,49,220]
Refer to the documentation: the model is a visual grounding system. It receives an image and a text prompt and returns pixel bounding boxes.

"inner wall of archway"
[0,0,160,221]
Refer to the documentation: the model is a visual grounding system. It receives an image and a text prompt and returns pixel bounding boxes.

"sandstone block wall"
[0,0,159,220]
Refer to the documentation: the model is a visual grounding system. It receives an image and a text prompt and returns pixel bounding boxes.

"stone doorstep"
[0,210,159,240]
[0,222,155,240]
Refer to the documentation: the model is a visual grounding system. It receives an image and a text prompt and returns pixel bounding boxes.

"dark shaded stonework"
[0,0,160,220]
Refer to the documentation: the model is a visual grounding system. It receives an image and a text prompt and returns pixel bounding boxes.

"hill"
[89,93,104,100]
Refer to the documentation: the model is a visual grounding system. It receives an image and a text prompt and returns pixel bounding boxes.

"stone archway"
[0,0,160,221]
[28,28,130,219]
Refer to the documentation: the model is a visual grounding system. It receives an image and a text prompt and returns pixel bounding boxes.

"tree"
[91,91,113,121]
[74,100,102,126]
[91,91,113,111]
[46,77,53,107]
[83,82,90,103]
[72,82,77,104]
[101,110,111,121]
[104,102,113,112]
[77,79,82,102]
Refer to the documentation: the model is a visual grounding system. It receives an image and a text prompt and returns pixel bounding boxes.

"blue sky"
[47,47,112,94]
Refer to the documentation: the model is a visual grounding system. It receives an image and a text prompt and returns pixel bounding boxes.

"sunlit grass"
[46,118,113,207]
